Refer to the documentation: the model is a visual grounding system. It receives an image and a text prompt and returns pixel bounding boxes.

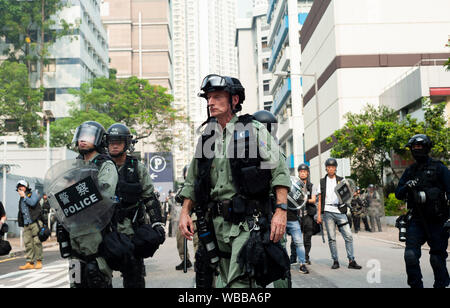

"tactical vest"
[304,182,317,217]
[17,191,42,227]
[194,115,272,218]
[407,159,447,221]
[116,156,143,206]
[320,175,343,214]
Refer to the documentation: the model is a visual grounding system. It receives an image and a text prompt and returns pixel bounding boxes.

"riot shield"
[44,159,115,237]
[287,176,308,211]
[335,178,357,207]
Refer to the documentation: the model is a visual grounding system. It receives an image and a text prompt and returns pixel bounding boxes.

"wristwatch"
[275,203,287,211]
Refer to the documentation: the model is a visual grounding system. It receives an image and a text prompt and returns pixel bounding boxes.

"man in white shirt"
[317,158,362,270]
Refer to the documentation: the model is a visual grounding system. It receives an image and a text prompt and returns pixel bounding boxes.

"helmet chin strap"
[79,147,96,156]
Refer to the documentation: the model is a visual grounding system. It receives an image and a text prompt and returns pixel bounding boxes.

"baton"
[183,237,188,273]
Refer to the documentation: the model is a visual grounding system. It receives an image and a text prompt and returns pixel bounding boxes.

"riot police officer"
[65,121,119,288]
[178,74,291,288]
[395,134,450,288]
[350,187,371,233]
[366,184,384,232]
[106,123,165,288]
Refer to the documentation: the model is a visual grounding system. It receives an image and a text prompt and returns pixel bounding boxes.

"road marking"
[0,261,69,288]
[0,257,19,264]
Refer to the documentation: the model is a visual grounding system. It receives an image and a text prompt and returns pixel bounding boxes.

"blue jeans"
[323,212,355,262]
[404,219,449,288]
[286,220,306,264]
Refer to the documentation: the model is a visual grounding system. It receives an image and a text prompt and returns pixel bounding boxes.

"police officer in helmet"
[395,134,450,288]
[179,74,291,288]
[106,123,165,288]
[63,121,119,288]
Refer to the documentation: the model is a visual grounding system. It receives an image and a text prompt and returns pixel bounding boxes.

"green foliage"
[0,0,77,70]
[52,75,181,151]
[384,193,407,216]
[50,108,116,148]
[0,61,43,147]
[329,100,450,189]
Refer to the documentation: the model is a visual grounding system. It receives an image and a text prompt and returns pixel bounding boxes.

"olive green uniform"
[69,154,118,287]
[116,160,155,236]
[180,116,291,288]
[366,191,384,232]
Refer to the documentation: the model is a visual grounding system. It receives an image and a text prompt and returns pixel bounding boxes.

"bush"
[384,193,407,216]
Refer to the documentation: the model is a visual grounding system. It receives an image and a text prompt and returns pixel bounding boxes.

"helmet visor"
[72,124,104,147]
[200,74,227,91]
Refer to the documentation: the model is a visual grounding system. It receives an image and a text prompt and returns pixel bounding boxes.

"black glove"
[153,224,166,244]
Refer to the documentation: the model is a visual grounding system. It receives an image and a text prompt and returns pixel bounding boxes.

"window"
[261,36,268,49]
[263,80,270,96]
[30,61,38,73]
[43,59,56,72]
[264,101,272,111]
[44,88,56,101]
[5,119,19,132]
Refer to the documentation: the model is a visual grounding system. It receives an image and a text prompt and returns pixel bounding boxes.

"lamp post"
[274,71,322,179]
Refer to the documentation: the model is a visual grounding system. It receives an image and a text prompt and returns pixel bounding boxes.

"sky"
[236,0,253,19]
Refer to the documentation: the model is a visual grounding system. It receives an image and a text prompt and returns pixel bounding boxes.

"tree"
[0,61,43,147]
[69,75,181,151]
[328,101,450,189]
[0,0,77,104]
[50,107,116,148]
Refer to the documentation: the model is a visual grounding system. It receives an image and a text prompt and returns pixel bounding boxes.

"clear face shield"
[72,124,104,148]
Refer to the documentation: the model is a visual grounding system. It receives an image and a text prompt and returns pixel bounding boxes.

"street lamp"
[274,71,322,179]
[37,110,55,172]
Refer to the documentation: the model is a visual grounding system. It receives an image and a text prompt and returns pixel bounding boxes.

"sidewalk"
[0,235,59,260]
[356,225,450,253]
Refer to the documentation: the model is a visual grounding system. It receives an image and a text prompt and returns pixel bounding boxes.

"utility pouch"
[232,195,246,224]
[241,166,270,196]
[220,200,233,222]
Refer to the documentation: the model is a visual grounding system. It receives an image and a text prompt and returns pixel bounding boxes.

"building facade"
[300,0,450,184]
[170,0,239,180]
[266,0,313,173]
[235,0,273,115]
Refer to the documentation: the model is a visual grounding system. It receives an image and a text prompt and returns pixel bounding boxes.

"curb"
[0,242,58,261]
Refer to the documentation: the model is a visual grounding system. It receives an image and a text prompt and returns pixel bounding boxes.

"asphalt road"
[0,232,446,288]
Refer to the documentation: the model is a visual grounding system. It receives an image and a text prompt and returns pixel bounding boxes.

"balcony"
[267,0,278,23]
[268,15,288,72]
[271,77,291,116]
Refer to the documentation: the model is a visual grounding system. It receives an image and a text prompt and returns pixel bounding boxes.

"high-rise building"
[101,0,173,90]
[101,0,173,156]
[171,0,238,180]
[300,0,450,184]
[266,0,313,173]
[235,0,274,115]
[0,0,110,119]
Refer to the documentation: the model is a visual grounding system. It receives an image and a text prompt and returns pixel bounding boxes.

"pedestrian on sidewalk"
[317,159,362,270]
[0,201,6,233]
[16,180,43,270]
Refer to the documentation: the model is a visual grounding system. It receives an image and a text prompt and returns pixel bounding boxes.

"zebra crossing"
[0,261,70,288]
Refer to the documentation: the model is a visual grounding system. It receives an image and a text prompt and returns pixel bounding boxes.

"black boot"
[176,260,192,270]
[348,260,362,270]
[331,261,340,269]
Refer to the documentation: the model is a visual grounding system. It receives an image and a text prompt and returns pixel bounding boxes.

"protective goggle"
[200,74,228,91]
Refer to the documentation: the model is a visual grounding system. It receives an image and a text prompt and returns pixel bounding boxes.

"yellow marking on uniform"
[0,257,20,263]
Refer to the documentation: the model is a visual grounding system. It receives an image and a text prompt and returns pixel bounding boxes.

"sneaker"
[19,262,35,270]
[299,264,309,274]
[348,260,362,270]
[331,261,340,269]
[175,260,192,270]
[306,259,311,265]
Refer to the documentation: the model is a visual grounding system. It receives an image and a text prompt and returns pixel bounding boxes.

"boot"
[19,262,35,270]
[348,260,362,270]
[34,261,43,269]
[176,260,192,270]
[331,261,340,269]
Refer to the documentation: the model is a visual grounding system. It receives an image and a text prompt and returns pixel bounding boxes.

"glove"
[406,179,418,189]
[153,224,166,244]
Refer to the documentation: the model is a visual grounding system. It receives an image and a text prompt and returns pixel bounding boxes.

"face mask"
[411,148,429,163]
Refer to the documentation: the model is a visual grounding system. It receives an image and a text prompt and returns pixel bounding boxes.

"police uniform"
[180,115,291,288]
[395,157,450,288]
[350,195,371,232]
[366,189,384,232]
[69,153,118,288]
[114,155,158,288]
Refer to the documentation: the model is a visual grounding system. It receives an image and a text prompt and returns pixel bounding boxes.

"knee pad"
[86,260,109,288]
[404,249,420,266]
